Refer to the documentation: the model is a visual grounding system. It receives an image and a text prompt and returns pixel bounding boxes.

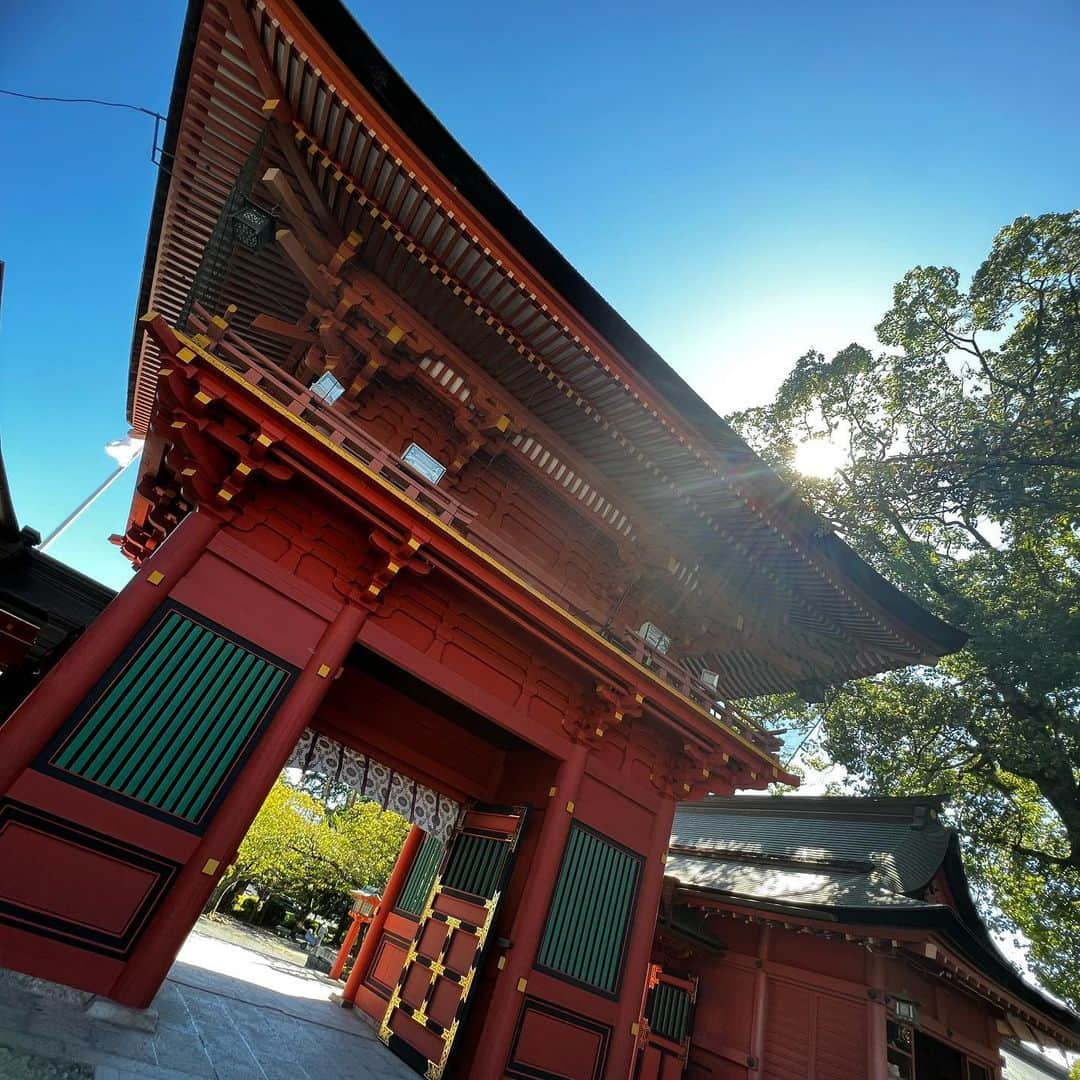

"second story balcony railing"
[190,304,476,534]
[622,628,783,755]
[188,306,604,619]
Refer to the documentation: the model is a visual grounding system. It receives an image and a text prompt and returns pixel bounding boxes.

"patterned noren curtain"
[286,728,460,842]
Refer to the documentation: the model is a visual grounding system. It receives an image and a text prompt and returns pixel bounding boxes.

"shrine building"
[7,0,1070,1077]
[642,796,1080,1078]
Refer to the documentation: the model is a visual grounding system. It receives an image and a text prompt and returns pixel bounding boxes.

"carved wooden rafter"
[255,242,859,683]
[142,312,435,607]
[207,0,922,692]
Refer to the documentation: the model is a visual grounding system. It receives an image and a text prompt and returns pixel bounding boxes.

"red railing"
[190,305,475,533]
[623,629,783,754]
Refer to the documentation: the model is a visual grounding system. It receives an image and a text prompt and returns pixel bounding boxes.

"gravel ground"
[191,915,311,968]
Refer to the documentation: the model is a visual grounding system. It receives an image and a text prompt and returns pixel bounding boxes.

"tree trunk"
[207,874,239,916]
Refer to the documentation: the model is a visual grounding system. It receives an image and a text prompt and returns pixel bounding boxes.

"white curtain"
[287,728,460,842]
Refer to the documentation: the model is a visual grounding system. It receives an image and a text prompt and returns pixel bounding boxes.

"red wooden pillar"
[748,925,771,1079]
[0,511,220,794]
[108,600,368,1007]
[867,951,888,1080]
[342,824,425,1007]
[473,742,588,1080]
[606,797,677,1080]
[330,914,365,981]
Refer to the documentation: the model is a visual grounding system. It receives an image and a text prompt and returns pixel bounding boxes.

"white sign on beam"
[401,442,447,485]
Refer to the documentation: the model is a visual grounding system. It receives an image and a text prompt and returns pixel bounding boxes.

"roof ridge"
[667,842,876,877]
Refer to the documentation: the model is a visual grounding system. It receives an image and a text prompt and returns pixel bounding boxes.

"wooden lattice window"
[536,824,642,996]
[47,606,292,828]
[647,979,693,1043]
[441,829,511,899]
[886,1020,915,1080]
[396,833,443,916]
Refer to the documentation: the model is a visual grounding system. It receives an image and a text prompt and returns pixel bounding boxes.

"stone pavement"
[0,928,416,1079]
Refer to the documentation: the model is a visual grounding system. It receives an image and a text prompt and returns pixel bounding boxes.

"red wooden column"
[342,824,425,1007]
[748,925,771,1079]
[330,914,365,981]
[108,600,368,1007]
[867,951,889,1080]
[472,742,588,1080]
[606,796,677,1080]
[0,511,220,794]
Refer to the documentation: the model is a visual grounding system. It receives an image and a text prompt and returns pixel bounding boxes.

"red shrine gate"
[0,0,966,1075]
[0,314,785,1078]
[0,314,780,1075]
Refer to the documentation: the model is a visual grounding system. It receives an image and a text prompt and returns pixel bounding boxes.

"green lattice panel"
[52,610,289,824]
[649,980,692,1042]
[441,830,509,899]
[536,824,641,995]
[396,833,444,915]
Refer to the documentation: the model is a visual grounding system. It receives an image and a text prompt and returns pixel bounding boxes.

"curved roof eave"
[128,0,966,661]
[286,0,967,659]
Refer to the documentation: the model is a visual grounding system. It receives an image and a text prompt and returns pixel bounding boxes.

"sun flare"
[793,438,846,478]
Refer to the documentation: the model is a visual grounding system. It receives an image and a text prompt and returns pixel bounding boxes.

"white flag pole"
[39,439,144,554]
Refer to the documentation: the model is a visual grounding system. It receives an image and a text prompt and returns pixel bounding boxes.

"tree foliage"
[209,776,410,933]
[731,211,1080,1006]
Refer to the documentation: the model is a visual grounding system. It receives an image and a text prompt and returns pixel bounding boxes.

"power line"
[0,88,168,165]
[0,88,164,121]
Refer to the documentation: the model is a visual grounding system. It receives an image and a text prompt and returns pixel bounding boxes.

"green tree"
[207,776,410,929]
[731,211,1080,1006]
[207,778,305,915]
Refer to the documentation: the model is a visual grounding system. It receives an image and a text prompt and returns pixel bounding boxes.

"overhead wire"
[0,88,164,121]
[0,88,170,166]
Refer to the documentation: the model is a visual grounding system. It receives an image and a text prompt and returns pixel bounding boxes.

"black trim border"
[505,996,611,1080]
[0,799,181,958]
[35,600,298,835]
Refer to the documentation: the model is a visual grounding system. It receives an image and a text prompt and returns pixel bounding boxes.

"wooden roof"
[126,0,966,699]
[666,796,1080,1048]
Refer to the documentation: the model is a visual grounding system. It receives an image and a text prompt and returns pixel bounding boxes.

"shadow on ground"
[0,929,413,1080]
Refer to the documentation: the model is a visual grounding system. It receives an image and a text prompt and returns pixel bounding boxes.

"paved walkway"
[0,928,415,1079]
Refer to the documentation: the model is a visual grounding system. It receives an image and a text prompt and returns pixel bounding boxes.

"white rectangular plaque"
[401,442,446,485]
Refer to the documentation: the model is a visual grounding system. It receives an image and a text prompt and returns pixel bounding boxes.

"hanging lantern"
[231,199,276,251]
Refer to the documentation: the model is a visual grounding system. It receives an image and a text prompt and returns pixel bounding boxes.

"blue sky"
[1,0,1077,590]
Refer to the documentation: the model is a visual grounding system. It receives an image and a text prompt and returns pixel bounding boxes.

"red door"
[635,965,698,1079]
[379,802,529,1079]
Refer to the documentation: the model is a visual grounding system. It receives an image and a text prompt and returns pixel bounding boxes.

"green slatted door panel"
[536,823,642,996]
[396,834,444,916]
[441,831,509,899]
[50,608,292,826]
[649,981,692,1042]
